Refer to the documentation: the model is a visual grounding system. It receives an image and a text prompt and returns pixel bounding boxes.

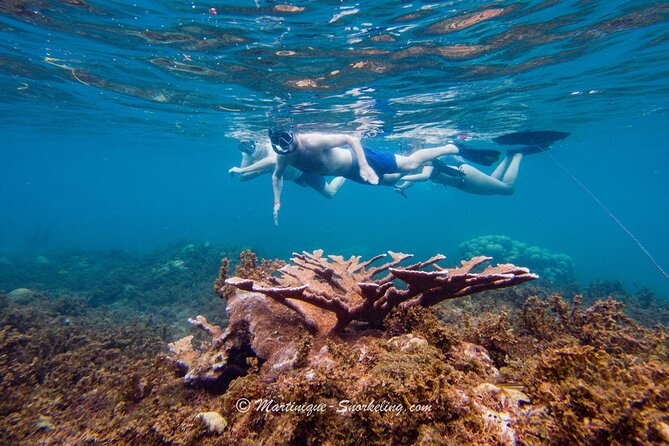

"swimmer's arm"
[399,166,434,182]
[272,156,288,226]
[239,171,264,181]
[229,156,275,177]
[344,135,378,185]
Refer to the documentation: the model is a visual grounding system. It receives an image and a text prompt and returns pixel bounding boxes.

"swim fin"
[456,144,501,166]
[493,130,569,148]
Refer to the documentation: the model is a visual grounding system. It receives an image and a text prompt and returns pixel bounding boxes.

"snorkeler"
[269,128,501,225]
[395,152,525,196]
[229,139,346,199]
[395,130,570,196]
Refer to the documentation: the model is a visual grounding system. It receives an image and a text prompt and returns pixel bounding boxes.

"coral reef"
[0,291,167,444]
[2,247,669,445]
[0,241,232,336]
[460,234,575,283]
[165,251,668,445]
[223,249,537,335]
[504,294,669,445]
[585,280,669,326]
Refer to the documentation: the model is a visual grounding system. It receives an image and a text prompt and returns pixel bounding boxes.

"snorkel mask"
[269,129,297,155]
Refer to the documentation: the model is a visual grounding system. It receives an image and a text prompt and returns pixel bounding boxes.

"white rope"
[536,145,669,281]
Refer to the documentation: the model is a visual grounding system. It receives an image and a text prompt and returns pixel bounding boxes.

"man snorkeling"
[229,139,346,199]
[269,128,501,225]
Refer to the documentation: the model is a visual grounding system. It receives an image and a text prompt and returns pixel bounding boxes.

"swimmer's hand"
[273,202,280,226]
[228,167,242,176]
[359,164,379,185]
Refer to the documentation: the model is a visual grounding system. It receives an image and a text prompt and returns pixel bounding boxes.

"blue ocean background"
[1,0,668,296]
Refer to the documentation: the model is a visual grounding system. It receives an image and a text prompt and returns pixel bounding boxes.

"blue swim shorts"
[348,148,398,184]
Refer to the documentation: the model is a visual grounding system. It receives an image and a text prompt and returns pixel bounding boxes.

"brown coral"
[224,250,537,335]
[214,250,285,300]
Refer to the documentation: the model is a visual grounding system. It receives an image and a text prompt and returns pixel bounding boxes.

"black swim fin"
[493,130,570,148]
[457,144,501,166]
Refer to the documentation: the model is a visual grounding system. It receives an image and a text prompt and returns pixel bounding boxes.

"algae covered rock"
[7,288,38,302]
[35,255,50,265]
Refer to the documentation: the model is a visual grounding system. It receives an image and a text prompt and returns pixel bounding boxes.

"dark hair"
[238,140,256,155]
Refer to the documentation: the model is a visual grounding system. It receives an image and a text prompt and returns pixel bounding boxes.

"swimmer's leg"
[457,164,515,195]
[395,144,459,171]
[500,153,524,187]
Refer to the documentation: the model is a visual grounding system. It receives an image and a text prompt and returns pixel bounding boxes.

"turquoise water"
[1,1,668,295]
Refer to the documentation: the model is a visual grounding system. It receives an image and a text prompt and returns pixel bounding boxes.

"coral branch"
[188,315,223,339]
[366,251,413,278]
[224,250,538,335]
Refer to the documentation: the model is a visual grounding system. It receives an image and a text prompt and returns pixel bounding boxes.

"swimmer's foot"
[508,145,549,156]
[457,144,501,166]
[432,158,465,177]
